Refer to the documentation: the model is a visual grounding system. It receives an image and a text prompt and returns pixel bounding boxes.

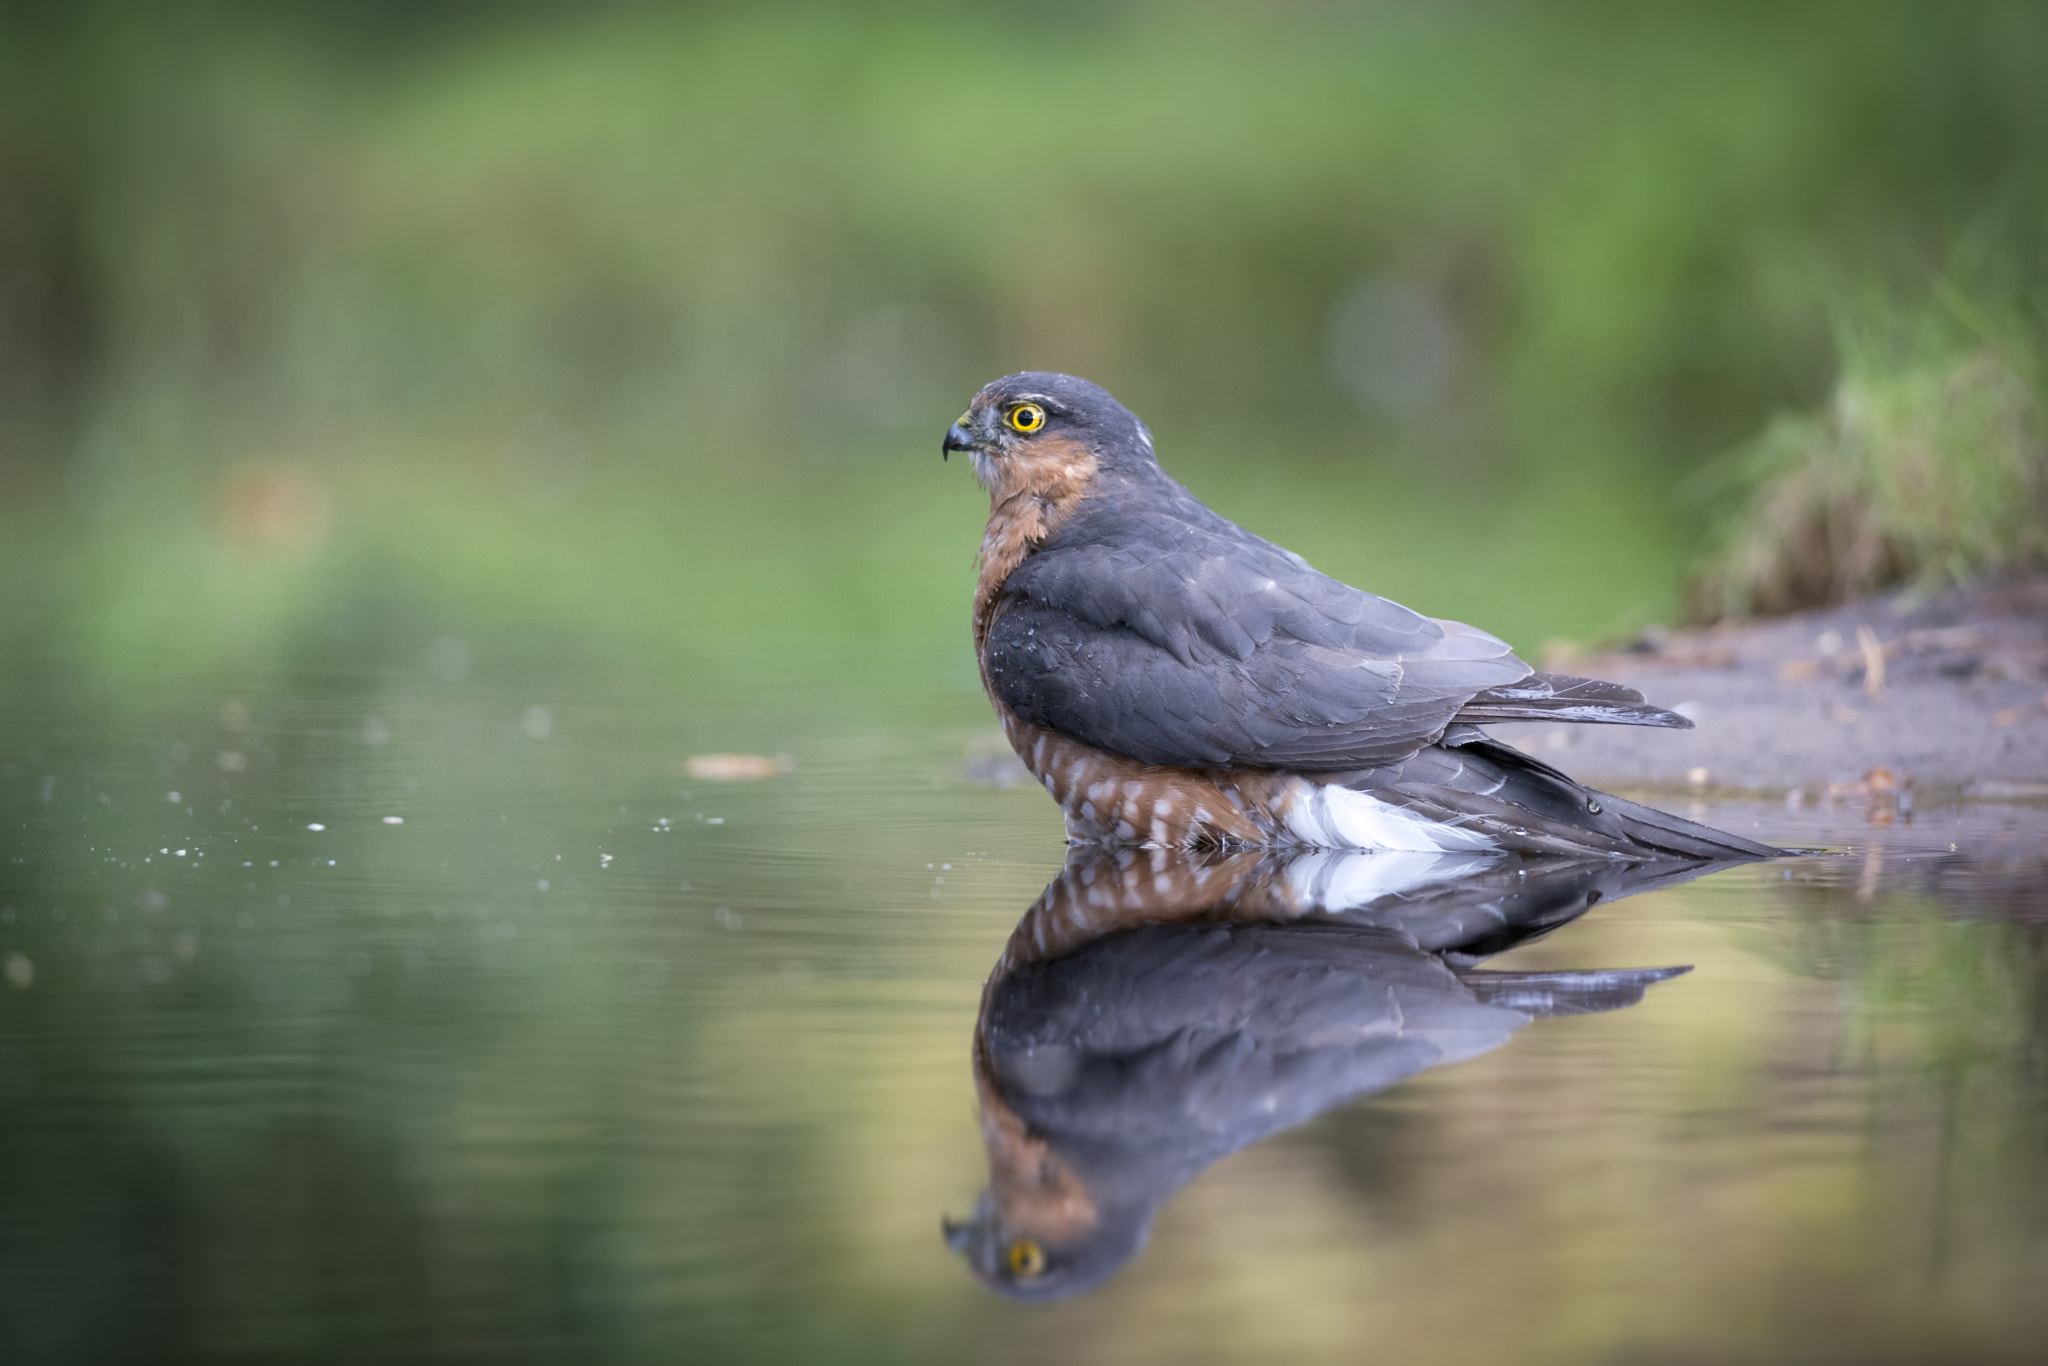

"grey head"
[941,372,1159,483]
[942,1183,1155,1303]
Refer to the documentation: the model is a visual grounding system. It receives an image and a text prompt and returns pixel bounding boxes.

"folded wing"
[987,507,1531,769]
[986,481,1688,770]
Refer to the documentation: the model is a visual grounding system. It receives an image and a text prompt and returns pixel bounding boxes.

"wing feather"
[987,478,1531,769]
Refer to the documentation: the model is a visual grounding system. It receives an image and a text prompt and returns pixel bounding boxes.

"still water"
[3,671,2046,1363]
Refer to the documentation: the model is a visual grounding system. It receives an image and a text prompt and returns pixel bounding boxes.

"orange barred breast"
[994,706,1287,850]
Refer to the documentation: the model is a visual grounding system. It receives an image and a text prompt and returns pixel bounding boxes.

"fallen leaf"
[678,754,793,781]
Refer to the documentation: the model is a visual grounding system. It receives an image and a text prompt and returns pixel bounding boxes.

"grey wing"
[988,536,1531,770]
[985,922,1529,1164]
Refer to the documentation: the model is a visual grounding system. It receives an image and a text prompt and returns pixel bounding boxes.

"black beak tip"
[943,423,975,460]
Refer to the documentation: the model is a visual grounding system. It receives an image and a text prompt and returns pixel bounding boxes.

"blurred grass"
[5,1,2048,702]
[1689,275,2048,621]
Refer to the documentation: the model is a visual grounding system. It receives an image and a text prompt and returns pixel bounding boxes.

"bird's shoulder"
[1002,469,1447,665]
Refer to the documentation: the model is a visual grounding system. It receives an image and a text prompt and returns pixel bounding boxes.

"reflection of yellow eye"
[1005,1239,1046,1277]
[1007,403,1046,433]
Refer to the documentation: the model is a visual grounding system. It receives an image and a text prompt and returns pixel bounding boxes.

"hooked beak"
[942,413,979,461]
[941,1191,996,1261]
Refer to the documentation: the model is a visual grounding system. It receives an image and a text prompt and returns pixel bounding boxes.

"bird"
[942,371,1775,859]
[943,845,1701,1300]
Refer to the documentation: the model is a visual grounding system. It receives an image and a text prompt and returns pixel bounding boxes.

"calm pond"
[3,671,2045,1363]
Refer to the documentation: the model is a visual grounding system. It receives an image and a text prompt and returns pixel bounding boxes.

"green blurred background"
[6,6,2048,1362]
[5,0,2046,708]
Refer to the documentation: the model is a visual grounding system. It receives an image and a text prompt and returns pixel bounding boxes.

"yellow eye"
[1007,403,1047,433]
[1005,1239,1046,1277]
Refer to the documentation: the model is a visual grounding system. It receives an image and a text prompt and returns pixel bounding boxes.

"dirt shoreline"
[1490,577,2048,800]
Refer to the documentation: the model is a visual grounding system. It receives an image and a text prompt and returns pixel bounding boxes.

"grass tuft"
[1687,284,2048,622]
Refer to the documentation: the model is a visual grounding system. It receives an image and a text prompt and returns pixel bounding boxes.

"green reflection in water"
[3,675,2046,1361]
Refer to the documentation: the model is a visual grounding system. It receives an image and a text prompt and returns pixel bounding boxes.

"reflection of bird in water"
[944,847,1720,1300]
[943,372,1773,859]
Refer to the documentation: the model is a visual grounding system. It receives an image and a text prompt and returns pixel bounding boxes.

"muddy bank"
[1492,577,2048,798]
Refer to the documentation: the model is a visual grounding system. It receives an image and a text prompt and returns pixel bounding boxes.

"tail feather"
[1594,789,1778,860]
[1344,729,1780,861]
[1449,729,1777,860]
[1457,671,1693,729]
[1458,965,1692,1017]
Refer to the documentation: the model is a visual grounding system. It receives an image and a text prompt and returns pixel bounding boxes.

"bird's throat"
[971,438,1100,655]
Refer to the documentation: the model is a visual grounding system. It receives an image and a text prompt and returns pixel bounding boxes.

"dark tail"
[1454,729,1779,859]
[1353,727,1780,860]
[1591,788,1778,860]
[1459,965,1692,1017]
[1456,671,1693,729]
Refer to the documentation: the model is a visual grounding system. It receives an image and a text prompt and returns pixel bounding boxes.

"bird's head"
[940,1025,1156,1301]
[941,1186,1151,1303]
[943,372,1157,501]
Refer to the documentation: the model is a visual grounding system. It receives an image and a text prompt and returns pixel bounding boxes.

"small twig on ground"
[1857,624,1886,698]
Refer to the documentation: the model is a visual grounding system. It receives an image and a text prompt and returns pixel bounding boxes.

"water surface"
[3,672,2045,1363]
